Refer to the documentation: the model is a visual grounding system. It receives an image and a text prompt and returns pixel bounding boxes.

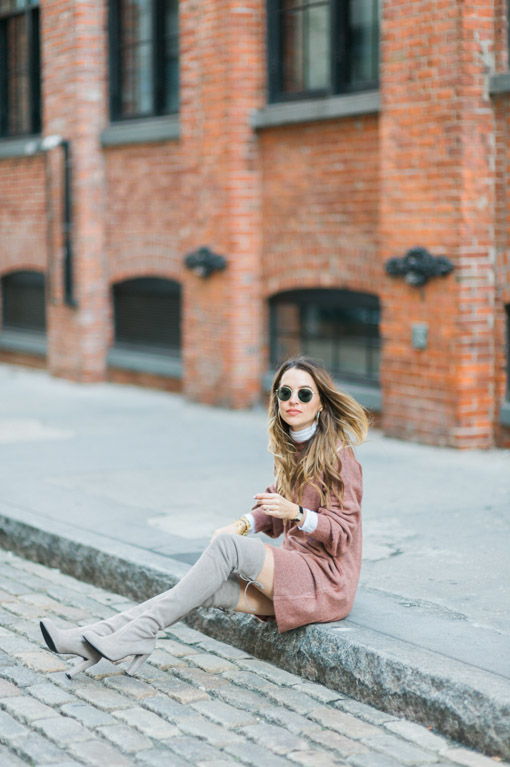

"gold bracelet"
[233,517,249,536]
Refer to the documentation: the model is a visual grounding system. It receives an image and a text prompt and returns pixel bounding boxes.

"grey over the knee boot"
[40,591,177,678]
[83,534,266,675]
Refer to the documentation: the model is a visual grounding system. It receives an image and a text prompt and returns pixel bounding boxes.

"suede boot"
[83,534,266,674]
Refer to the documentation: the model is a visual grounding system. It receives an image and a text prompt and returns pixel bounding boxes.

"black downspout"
[62,140,77,307]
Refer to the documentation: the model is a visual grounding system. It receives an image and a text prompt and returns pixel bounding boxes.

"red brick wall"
[0,157,47,279]
[41,0,109,383]
[493,95,510,448]
[1,0,509,447]
[379,0,500,448]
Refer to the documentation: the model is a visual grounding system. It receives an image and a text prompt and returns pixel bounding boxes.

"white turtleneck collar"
[290,421,318,443]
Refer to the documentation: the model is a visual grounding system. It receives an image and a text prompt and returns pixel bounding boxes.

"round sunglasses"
[275,385,316,403]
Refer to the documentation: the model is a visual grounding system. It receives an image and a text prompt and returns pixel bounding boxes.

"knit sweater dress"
[251,444,363,634]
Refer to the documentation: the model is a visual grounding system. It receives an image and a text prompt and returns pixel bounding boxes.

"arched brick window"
[270,288,380,386]
[112,277,181,358]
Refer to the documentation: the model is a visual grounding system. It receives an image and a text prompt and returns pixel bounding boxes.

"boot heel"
[66,657,97,679]
[126,654,150,676]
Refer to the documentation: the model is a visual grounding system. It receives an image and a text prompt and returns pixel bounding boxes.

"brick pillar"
[181,0,264,408]
[379,0,496,447]
[43,0,108,382]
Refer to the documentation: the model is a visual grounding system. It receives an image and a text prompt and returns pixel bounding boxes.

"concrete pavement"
[0,363,509,758]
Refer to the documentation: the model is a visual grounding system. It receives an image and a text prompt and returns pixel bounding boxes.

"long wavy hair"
[268,356,369,508]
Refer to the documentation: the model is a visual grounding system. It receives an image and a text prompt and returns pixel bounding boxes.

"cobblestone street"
[0,549,504,767]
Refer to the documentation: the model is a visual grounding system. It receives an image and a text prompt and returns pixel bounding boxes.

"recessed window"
[267,0,379,103]
[108,0,179,121]
[113,277,181,357]
[270,288,380,385]
[1,270,46,333]
[0,0,41,138]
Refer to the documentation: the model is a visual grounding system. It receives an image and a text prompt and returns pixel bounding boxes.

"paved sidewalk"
[0,549,506,767]
[0,364,509,757]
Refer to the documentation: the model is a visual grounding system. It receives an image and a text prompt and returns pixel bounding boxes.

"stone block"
[240,721,308,755]
[69,739,133,766]
[187,652,237,673]
[96,723,154,753]
[74,686,134,710]
[35,716,93,746]
[113,707,180,739]
[27,681,78,706]
[191,698,259,728]
[2,695,60,723]
[178,715,244,746]
[226,741,295,767]
[0,678,21,697]
[60,702,118,728]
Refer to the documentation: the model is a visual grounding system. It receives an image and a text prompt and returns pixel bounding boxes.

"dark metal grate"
[113,277,181,355]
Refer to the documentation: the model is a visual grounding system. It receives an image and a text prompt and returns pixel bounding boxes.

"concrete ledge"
[500,401,510,428]
[251,91,380,130]
[0,135,43,158]
[107,347,182,378]
[489,72,510,95]
[101,115,180,146]
[0,505,508,760]
[0,330,47,356]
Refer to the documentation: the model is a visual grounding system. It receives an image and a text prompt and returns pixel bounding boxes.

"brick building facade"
[1,0,509,449]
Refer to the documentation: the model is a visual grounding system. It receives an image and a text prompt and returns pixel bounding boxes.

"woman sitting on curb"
[40,355,367,678]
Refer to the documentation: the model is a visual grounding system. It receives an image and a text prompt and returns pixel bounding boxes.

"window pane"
[270,290,380,385]
[119,0,153,117]
[2,271,46,332]
[7,14,30,135]
[163,0,178,112]
[281,8,304,93]
[305,2,330,90]
[0,0,27,13]
[350,0,378,85]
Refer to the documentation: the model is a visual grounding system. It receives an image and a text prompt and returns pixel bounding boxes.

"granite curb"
[0,507,508,761]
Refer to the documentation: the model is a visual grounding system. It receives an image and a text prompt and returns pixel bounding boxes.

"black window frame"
[270,288,381,386]
[267,0,379,104]
[108,0,179,123]
[0,0,41,139]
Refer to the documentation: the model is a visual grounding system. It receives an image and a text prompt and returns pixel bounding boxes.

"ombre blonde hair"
[268,356,369,508]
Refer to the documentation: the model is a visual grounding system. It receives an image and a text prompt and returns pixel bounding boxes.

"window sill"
[0,135,43,159]
[263,370,381,412]
[101,115,180,147]
[107,347,182,378]
[500,401,510,428]
[0,329,46,356]
[251,91,380,130]
[489,72,510,95]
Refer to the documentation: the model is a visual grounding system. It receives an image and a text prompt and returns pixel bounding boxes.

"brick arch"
[108,265,182,288]
[264,273,380,301]
[0,264,46,279]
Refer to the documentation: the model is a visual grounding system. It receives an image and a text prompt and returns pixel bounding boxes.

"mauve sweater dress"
[251,444,363,634]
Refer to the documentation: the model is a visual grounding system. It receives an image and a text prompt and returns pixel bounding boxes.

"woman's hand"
[210,523,240,542]
[253,493,299,522]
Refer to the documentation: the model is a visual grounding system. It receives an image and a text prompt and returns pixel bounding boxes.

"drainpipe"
[40,134,77,308]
